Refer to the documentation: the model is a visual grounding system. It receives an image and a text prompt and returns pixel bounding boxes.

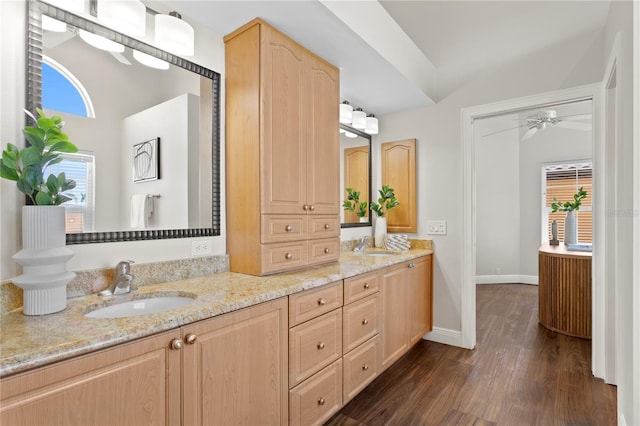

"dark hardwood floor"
[326,284,617,426]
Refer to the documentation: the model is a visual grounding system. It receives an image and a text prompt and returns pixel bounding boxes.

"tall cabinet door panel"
[409,255,433,344]
[181,298,289,426]
[305,54,340,215]
[261,28,307,215]
[381,263,410,370]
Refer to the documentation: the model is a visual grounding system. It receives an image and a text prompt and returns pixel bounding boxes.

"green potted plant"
[1,109,78,315]
[550,186,587,245]
[370,184,400,247]
[342,187,369,221]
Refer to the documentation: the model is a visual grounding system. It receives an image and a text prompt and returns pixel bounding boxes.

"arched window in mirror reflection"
[47,152,96,233]
[42,56,95,118]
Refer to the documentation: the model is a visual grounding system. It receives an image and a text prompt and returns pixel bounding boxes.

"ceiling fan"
[482,109,592,140]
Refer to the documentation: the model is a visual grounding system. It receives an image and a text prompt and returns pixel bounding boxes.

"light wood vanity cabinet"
[0,299,288,426]
[225,18,340,276]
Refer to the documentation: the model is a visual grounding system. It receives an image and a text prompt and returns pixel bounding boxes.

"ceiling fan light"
[340,101,353,124]
[364,114,378,135]
[155,12,194,56]
[79,29,125,53]
[42,15,67,32]
[351,108,366,130]
[98,0,146,37]
[133,50,170,70]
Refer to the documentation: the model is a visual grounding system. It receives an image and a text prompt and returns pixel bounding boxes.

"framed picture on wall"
[133,137,160,183]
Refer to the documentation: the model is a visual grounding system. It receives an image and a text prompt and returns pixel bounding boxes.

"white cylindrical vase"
[12,206,75,315]
[564,210,577,245]
[374,216,387,248]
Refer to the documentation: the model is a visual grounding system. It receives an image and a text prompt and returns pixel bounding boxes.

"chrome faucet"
[353,236,368,254]
[99,260,135,296]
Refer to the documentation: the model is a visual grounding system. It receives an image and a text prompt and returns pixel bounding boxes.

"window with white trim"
[542,161,593,243]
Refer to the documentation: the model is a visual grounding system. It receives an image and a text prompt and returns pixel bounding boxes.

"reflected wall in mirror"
[340,124,372,228]
[27,0,220,244]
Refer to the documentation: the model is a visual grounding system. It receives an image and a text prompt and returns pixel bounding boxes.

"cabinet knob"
[170,338,183,350]
[303,204,309,211]
[324,248,330,254]
[317,342,325,350]
[317,298,326,306]
[362,364,369,371]
[324,224,330,230]
[285,253,293,260]
[285,225,293,232]
[185,334,197,345]
[309,205,315,211]
[362,319,369,325]
[318,397,326,406]
[363,283,370,289]
[408,262,416,269]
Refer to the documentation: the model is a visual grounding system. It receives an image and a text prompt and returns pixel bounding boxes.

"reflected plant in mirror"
[27,0,220,244]
[340,124,372,228]
[342,187,368,219]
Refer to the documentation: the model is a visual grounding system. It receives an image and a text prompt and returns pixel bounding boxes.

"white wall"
[375,27,604,332]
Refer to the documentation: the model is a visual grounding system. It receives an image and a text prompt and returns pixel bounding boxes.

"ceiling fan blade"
[482,124,527,138]
[556,113,591,121]
[522,127,538,140]
[555,121,592,131]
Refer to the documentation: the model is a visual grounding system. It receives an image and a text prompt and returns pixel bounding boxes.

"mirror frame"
[340,123,372,228]
[26,0,221,244]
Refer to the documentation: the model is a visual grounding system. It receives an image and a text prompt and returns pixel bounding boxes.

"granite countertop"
[0,248,433,377]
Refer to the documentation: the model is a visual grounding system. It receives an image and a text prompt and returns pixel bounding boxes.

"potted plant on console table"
[550,186,588,246]
[1,109,78,315]
[370,184,399,248]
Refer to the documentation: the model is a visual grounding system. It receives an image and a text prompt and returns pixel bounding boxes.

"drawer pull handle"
[318,397,326,406]
[285,253,293,260]
[185,334,197,345]
[362,319,369,325]
[285,225,293,232]
[324,224,330,229]
[363,283,370,289]
[309,205,316,211]
[362,364,369,371]
[324,248,330,254]
[170,338,183,350]
[408,262,416,269]
[317,342,325,350]
[318,298,326,306]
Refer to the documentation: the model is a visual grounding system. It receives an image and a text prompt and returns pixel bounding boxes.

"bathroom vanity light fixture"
[133,50,170,70]
[351,108,366,130]
[98,0,146,37]
[340,100,379,134]
[340,101,353,124]
[79,29,125,52]
[154,11,195,56]
[365,114,378,135]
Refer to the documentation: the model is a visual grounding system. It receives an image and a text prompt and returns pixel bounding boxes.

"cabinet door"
[261,25,307,215]
[305,53,340,215]
[182,298,288,426]
[380,262,410,371]
[409,255,433,344]
[381,139,417,233]
[0,330,181,426]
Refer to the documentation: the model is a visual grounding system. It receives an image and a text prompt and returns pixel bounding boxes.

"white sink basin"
[85,295,196,319]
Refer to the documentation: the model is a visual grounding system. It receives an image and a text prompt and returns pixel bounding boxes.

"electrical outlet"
[426,220,447,235]
[191,240,212,256]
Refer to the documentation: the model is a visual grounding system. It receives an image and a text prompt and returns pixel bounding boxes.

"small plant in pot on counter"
[1,108,78,205]
[370,184,399,218]
[343,187,369,218]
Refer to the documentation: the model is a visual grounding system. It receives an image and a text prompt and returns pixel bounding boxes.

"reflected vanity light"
[344,131,358,138]
[45,0,84,13]
[42,15,67,32]
[155,12,194,57]
[132,50,170,70]
[98,0,146,37]
[79,29,125,52]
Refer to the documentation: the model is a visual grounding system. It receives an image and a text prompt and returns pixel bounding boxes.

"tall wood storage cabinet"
[225,18,340,276]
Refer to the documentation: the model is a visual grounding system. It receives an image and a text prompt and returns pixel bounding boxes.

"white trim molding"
[475,275,538,285]
[423,327,463,347]
[461,83,602,368]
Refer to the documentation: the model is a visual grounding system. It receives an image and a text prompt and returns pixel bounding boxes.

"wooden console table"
[538,243,592,339]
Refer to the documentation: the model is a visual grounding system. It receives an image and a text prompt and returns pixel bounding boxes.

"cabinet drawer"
[343,293,380,354]
[344,270,380,304]
[289,281,343,326]
[343,336,379,404]
[261,242,308,274]
[307,215,340,239]
[289,359,343,426]
[261,215,305,243]
[308,238,340,266]
[289,309,342,387]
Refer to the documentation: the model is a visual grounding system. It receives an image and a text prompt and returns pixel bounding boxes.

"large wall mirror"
[26,0,220,244]
[340,124,372,228]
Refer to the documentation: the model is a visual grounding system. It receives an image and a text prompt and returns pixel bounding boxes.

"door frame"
[460,83,605,378]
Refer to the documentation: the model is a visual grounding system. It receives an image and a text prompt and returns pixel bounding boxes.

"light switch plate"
[427,220,447,235]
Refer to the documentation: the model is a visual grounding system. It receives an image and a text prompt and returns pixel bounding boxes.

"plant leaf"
[35,191,52,205]
[22,127,45,150]
[0,162,19,181]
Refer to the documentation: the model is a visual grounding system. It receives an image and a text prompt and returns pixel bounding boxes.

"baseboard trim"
[475,274,538,285]
[423,327,463,347]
